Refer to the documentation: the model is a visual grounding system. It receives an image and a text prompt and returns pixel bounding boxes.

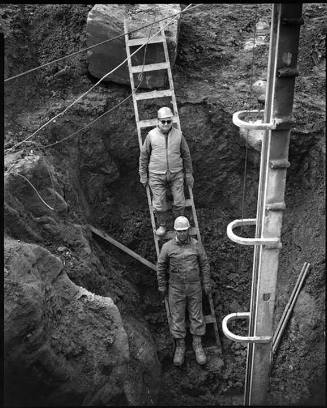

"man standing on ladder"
[139,107,194,236]
[156,215,211,366]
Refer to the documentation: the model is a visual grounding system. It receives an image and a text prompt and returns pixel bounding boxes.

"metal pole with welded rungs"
[246,3,303,405]
[222,3,303,406]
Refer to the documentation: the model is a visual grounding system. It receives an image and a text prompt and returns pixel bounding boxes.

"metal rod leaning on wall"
[273,262,308,348]
[272,262,311,355]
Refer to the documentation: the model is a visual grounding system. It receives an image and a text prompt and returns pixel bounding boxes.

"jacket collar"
[157,126,172,137]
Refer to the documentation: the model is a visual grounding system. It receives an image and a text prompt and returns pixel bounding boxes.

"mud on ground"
[3,3,326,406]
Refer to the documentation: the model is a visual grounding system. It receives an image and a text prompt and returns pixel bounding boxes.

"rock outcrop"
[4,153,161,406]
[86,4,181,88]
[4,237,130,406]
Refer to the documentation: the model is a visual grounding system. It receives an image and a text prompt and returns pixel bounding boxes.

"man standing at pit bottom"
[156,216,211,366]
[139,107,194,236]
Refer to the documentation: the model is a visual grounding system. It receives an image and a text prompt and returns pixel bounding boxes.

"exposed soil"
[3,3,326,406]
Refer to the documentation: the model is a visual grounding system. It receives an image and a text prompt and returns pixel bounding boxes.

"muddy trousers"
[149,170,185,213]
[168,281,206,339]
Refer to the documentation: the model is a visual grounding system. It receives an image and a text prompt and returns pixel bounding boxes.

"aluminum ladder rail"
[222,4,303,405]
[124,17,222,352]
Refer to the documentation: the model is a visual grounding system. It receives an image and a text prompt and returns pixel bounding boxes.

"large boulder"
[86,4,181,88]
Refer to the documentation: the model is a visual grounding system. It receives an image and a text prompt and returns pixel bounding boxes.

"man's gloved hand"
[185,173,194,188]
[140,175,148,187]
[204,284,211,295]
[158,287,168,298]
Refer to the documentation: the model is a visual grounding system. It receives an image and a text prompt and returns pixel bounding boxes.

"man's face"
[158,117,173,134]
[176,229,189,242]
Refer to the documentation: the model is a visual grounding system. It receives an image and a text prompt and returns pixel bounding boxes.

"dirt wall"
[3,3,325,406]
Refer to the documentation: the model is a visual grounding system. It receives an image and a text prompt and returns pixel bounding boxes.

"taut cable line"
[4,4,203,83]
[6,4,195,153]
[38,13,157,149]
[4,10,160,213]
[14,173,54,211]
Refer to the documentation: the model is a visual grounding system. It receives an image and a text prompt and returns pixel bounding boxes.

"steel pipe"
[272,262,310,355]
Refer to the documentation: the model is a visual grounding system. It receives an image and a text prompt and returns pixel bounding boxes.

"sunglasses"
[159,119,172,125]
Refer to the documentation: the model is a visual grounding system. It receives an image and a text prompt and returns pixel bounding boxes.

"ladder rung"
[156,227,198,241]
[185,198,193,207]
[131,62,169,73]
[127,36,164,47]
[139,116,178,129]
[149,198,193,212]
[205,315,216,324]
[134,89,173,101]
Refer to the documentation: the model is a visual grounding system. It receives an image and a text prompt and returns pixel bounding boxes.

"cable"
[26,13,158,150]
[4,14,159,212]
[4,4,203,83]
[41,95,133,149]
[6,4,195,153]
[14,173,54,211]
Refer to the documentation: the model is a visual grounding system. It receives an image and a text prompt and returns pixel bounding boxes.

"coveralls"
[139,126,193,215]
[156,235,210,339]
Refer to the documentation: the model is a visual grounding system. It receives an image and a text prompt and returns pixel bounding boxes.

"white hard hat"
[158,106,173,119]
[174,216,190,231]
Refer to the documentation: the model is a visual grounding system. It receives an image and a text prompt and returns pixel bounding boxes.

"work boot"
[192,335,207,365]
[173,338,185,367]
[155,211,167,237]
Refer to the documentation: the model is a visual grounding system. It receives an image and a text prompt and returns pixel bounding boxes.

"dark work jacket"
[157,236,210,290]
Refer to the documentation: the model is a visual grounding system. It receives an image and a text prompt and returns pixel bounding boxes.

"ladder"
[124,18,221,352]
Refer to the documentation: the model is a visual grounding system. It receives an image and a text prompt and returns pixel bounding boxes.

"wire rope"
[14,173,55,211]
[6,4,195,153]
[37,14,157,149]
[4,8,161,215]
[4,4,203,83]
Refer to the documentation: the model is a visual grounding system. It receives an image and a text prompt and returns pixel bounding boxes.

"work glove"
[204,284,211,295]
[185,173,194,188]
[158,287,168,298]
[140,175,148,187]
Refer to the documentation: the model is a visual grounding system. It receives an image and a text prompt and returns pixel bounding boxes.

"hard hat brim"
[175,227,189,231]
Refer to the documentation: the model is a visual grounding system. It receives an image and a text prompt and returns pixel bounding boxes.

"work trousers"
[168,281,206,339]
[149,170,185,213]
